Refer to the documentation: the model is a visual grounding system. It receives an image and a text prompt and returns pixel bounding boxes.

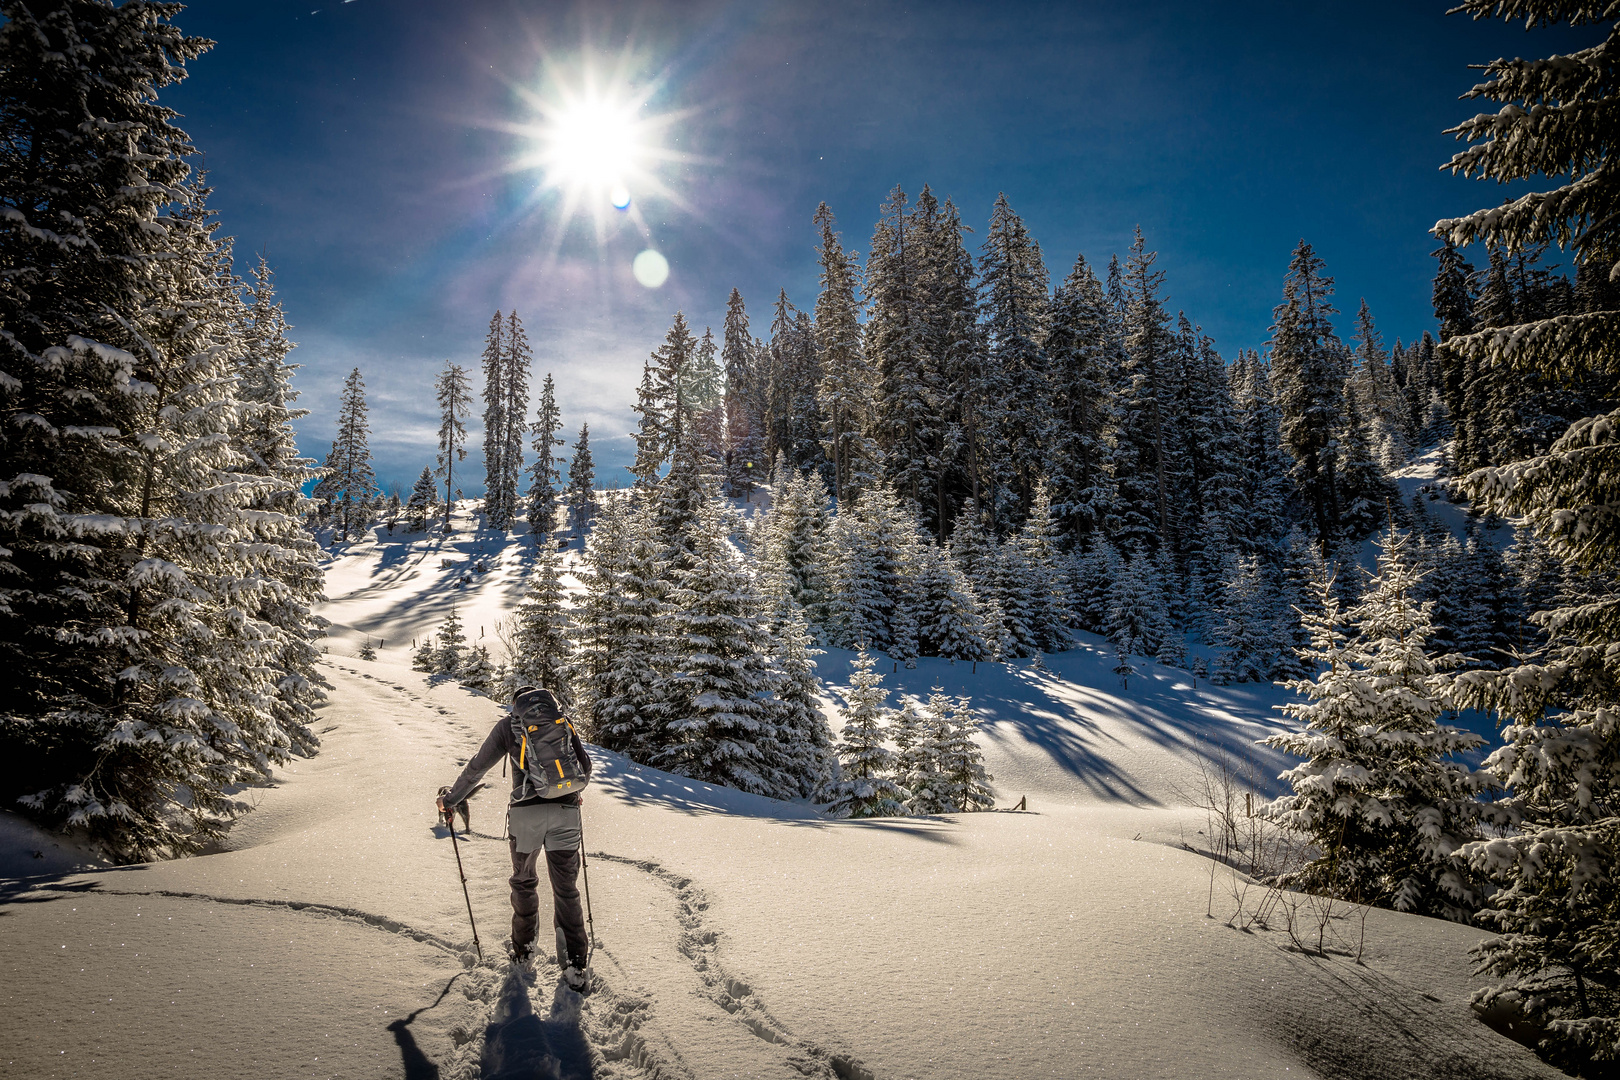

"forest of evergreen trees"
[3,1,1618,1069]
[0,5,325,861]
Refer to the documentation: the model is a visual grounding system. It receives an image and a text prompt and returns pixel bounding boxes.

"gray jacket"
[443,715,592,808]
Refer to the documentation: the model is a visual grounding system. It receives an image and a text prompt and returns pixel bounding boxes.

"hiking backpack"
[509,686,588,800]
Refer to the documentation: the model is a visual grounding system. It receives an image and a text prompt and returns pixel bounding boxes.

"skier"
[437,685,593,990]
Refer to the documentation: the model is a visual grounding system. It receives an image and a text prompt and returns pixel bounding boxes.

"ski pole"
[447,818,483,961]
[578,813,596,965]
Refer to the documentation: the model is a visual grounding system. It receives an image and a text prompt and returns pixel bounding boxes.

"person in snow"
[437,685,592,989]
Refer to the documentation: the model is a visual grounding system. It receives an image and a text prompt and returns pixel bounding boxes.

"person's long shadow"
[480,967,593,1080]
[386,971,464,1080]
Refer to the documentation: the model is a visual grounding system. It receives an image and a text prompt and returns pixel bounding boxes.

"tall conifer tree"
[812,203,874,505]
[434,361,472,532]
[527,372,564,534]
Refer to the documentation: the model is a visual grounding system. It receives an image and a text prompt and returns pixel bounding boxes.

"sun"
[513,63,683,221]
[500,52,696,282]
[541,95,641,196]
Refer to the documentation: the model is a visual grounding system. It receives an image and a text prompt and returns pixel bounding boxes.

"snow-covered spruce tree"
[913,540,991,661]
[1348,299,1413,471]
[433,606,467,676]
[564,491,625,731]
[946,499,998,597]
[868,486,923,664]
[527,372,564,534]
[771,605,838,799]
[405,466,436,531]
[821,650,909,818]
[1263,530,1489,920]
[1175,325,1246,572]
[813,203,876,505]
[412,636,437,672]
[1269,241,1346,551]
[320,367,378,542]
[565,423,596,537]
[1017,482,1073,653]
[629,359,665,490]
[890,696,940,813]
[1269,528,1325,682]
[987,537,1040,660]
[1431,8,1620,1056]
[823,484,923,661]
[755,466,830,625]
[686,325,726,466]
[826,506,889,652]
[866,185,943,519]
[1106,547,1166,660]
[0,29,318,857]
[231,255,328,758]
[1228,350,1295,554]
[913,188,986,530]
[479,311,507,527]
[1067,537,1120,635]
[645,438,715,605]
[1045,251,1117,542]
[977,193,1051,531]
[1334,390,1401,542]
[934,694,996,812]
[649,310,697,461]
[570,493,666,757]
[458,645,496,695]
[765,291,827,475]
[435,361,472,532]
[653,500,793,796]
[1459,524,1520,668]
[722,288,765,497]
[506,541,573,699]
[1114,227,1175,554]
[1211,555,1269,684]
[489,310,532,530]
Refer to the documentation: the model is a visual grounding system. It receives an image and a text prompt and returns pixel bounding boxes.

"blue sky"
[165,0,1594,493]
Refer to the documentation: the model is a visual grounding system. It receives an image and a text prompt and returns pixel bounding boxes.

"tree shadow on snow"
[827,816,965,845]
[0,876,103,905]
[480,968,593,1080]
[589,750,828,826]
[825,638,1297,807]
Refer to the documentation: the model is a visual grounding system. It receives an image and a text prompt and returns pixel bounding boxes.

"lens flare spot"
[610,184,631,210]
[632,249,669,288]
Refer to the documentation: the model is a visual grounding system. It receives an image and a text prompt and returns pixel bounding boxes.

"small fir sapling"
[821,650,909,818]
[406,466,436,532]
[434,607,467,676]
[459,645,496,694]
[935,695,996,812]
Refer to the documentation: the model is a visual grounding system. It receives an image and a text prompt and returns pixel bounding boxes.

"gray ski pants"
[506,800,587,968]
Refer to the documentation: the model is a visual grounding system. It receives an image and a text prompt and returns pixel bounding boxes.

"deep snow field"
[1,502,1562,1080]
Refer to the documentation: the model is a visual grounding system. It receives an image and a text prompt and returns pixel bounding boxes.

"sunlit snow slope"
[2,508,1558,1080]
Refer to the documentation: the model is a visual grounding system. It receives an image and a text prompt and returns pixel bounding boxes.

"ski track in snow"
[589,851,880,1080]
[321,660,882,1079]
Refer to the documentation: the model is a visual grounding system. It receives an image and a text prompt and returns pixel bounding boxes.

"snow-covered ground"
[2,513,1559,1079]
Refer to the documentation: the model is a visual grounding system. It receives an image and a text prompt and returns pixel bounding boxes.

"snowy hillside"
[1,522,1558,1080]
